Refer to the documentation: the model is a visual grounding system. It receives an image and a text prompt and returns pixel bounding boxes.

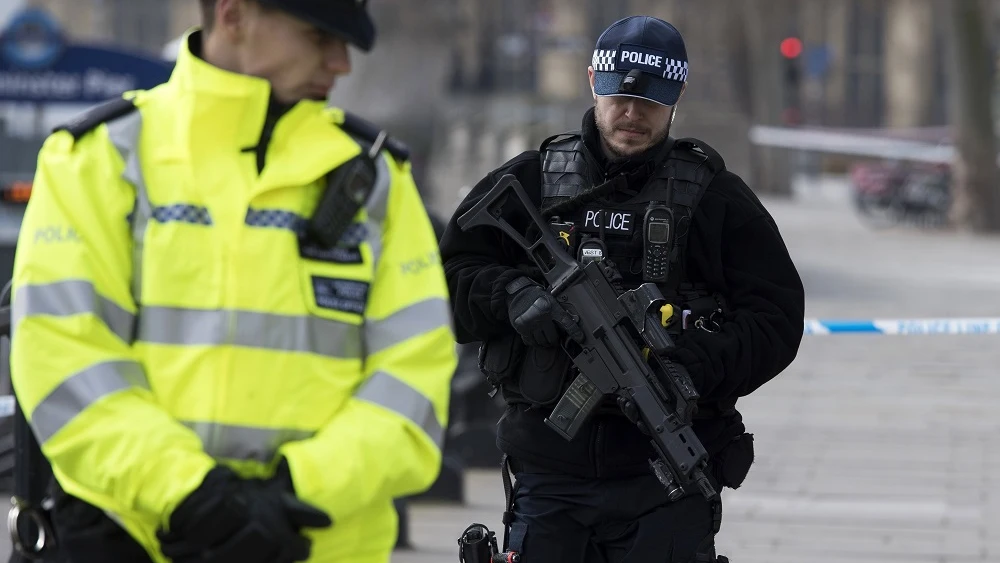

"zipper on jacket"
[241,99,292,175]
[230,100,290,337]
[254,111,280,174]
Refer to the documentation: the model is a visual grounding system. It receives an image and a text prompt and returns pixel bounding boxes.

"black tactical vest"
[482,131,729,409]
[537,131,725,293]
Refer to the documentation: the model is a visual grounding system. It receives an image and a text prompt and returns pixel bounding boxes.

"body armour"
[539,131,723,291]
[484,131,728,410]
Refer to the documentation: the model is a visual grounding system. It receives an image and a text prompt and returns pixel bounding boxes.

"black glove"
[158,463,332,563]
[661,344,706,394]
[505,277,584,347]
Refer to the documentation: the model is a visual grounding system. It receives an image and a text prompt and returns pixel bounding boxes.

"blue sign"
[805,45,832,79]
[0,8,173,104]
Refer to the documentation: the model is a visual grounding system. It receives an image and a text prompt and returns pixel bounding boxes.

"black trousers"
[505,462,722,563]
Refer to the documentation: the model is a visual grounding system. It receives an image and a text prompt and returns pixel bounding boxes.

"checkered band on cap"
[592,49,688,83]
[662,58,688,82]
[592,49,617,72]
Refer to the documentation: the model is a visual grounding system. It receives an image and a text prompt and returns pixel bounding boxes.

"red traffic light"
[780,37,803,59]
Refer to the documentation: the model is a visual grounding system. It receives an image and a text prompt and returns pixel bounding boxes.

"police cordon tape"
[804,317,1000,335]
[0,319,991,421]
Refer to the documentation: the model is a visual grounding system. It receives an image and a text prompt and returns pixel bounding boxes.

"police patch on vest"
[299,239,363,264]
[311,277,369,314]
[580,208,636,235]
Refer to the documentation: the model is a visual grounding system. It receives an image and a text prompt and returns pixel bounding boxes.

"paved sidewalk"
[394,196,1000,563]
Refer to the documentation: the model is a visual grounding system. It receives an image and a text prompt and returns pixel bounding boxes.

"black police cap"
[257,0,376,52]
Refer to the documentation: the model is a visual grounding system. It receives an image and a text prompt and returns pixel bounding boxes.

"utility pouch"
[458,523,498,563]
[479,333,526,395]
[712,433,755,490]
[516,346,573,407]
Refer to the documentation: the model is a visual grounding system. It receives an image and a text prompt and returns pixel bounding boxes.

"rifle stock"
[458,174,717,502]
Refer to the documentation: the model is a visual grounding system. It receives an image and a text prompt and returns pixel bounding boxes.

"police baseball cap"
[257,0,376,52]
[592,16,688,106]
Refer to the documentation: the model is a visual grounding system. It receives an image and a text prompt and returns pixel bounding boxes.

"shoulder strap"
[339,111,410,162]
[664,137,725,209]
[674,137,725,176]
[658,136,726,288]
[52,97,138,141]
[539,131,589,209]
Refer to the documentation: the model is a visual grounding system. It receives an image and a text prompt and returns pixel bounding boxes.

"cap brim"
[318,9,376,52]
[594,71,683,106]
[261,1,376,51]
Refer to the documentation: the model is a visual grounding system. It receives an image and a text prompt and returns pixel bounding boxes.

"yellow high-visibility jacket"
[10,30,456,563]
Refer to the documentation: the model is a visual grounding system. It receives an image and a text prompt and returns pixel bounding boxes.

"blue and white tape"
[804,318,1000,335]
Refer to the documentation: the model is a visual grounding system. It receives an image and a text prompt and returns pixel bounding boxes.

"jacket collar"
[151,29,356,193]
[580,107,674,194]
[167,29,281,155]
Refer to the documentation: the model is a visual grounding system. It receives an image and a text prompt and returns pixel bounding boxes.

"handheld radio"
[307,132,387,248]
[642,201,674,283]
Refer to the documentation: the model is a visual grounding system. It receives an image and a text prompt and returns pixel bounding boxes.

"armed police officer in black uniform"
[441,15,805,563]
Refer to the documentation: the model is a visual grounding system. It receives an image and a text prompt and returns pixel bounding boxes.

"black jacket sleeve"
[439,152,543,344]
[666,171,805,401]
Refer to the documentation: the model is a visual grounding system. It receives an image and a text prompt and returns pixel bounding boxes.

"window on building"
[107,0,170,55]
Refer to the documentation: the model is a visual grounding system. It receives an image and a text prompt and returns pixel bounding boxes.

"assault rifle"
[457,175,717,502]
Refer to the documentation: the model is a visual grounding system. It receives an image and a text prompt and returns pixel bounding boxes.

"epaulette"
[539,130,581,152]
[52,97,138,141]
[339,111,411,162]
[673,137,726,173]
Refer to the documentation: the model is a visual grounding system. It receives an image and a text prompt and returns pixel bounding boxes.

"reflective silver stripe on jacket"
[356,370,444,448]
[29,366,442,452]
[363,155,391,270]
[106,111,148,305]
[32,360,148,443]
[12,284,364,359]
[181,421,315,463]
[136,307,363,359]
[363,297,451,357]
[12,280,135,343]
[181,370,443,462]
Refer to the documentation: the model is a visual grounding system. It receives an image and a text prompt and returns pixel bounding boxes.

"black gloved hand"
[505,277,584,347]
[157,463,332,563]
[661,345,705,394]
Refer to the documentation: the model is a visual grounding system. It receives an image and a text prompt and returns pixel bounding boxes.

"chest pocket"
[295,153,392,326]
[297,215,377,326]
